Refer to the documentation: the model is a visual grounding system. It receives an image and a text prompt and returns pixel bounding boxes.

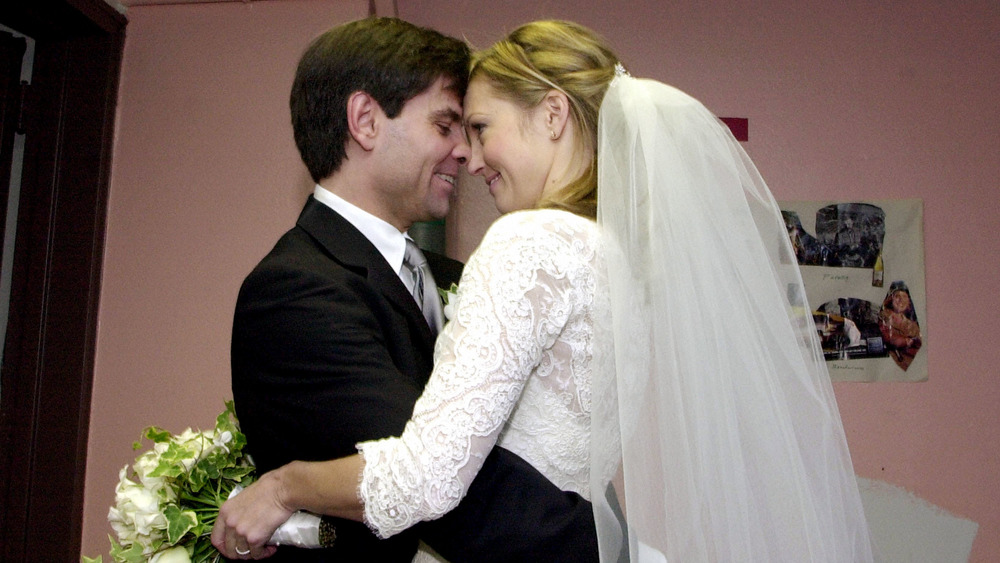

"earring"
[550,130,557,140]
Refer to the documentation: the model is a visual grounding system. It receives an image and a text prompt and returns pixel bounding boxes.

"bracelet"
[319,517,337,548]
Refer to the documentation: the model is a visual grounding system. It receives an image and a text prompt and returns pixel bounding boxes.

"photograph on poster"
[779,200,926,382]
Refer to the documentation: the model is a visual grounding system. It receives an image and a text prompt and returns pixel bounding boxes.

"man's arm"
[419,447,599,563]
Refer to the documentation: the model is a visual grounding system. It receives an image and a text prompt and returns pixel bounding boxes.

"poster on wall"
[778,199,927,382]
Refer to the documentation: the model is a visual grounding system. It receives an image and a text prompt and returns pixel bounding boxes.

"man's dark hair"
[290,17,471,183]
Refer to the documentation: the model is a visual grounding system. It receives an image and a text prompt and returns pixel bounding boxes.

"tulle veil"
[590,71,875,562]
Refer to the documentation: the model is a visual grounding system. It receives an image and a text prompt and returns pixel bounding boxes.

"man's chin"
[424,199,452,221]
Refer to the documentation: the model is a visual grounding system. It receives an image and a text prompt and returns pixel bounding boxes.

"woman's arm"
[278,456,366,521]
[360,211,594,538]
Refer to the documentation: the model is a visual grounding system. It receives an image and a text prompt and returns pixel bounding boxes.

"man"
[223,18,597,562]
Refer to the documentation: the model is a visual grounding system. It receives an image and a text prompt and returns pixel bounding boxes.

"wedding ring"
[235,546,251,555]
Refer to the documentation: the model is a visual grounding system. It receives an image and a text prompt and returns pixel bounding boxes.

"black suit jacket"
[232,197,597,562]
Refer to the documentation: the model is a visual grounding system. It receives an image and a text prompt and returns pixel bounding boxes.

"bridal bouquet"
[85,402,255,563]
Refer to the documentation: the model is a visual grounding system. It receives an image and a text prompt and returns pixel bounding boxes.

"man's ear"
[347,91,379,151]
[542,89,571,139]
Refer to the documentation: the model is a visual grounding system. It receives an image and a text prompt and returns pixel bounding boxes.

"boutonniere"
[437,283,459,322]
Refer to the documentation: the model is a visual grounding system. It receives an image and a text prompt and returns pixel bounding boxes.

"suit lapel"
[295,197,438,351]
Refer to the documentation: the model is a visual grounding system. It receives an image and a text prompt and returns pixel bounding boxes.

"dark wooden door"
[0,1,125,560]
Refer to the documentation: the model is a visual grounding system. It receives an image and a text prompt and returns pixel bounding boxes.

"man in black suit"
[219,18,597,562]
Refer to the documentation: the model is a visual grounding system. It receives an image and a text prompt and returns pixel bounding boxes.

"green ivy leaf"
[188,464,210,493]
[143,426,172,443]
[218,401,237,429]
[220,464,254,482]
[163,504,198,544]
[437,282,460,304]
[109,535,146,563]
[151,442,198,479]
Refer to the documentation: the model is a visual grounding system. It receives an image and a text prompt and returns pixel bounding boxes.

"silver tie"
[402,239,443,333]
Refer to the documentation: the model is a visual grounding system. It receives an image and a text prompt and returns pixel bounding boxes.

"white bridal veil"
[591,72,875,562]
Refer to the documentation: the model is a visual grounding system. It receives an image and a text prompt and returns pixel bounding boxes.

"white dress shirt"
[312,185,416,292]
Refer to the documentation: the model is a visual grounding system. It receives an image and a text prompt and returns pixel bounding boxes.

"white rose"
[134,450,159,472]
[133,508,168,536]
[113,479,141,517]
[114,465,133,487]
[120,482,159,513]
[138,473,168,495]
[108,507,139,544]
[150,546,192,563]
[132,455,167,492]
[109,502,161,553]
[115,483,166,536]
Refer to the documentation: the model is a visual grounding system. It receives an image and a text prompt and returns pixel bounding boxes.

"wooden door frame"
[0,0,124,559]
[0,31,25,243]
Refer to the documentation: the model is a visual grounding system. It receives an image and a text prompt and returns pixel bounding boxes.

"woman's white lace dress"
[357,208,605,540]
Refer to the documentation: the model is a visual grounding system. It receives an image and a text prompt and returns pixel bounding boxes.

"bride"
[214,20,874,562]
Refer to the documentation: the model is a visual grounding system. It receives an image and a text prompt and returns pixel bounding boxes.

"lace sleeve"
[357,211,592,539]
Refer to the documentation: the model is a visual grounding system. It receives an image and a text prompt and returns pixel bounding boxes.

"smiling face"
[377,75,469,229]
[463,78,556,213]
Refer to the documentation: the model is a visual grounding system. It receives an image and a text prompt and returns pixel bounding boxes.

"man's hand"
[211,470,291,559]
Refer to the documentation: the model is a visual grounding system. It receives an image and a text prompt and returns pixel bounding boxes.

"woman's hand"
[211,470,290,559]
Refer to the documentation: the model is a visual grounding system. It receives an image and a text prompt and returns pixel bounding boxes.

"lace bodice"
[357,209,604,539]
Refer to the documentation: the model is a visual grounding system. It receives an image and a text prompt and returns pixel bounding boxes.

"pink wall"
[84,0,999,560]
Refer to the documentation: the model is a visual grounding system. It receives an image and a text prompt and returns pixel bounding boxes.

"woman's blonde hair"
[470,20,619,218]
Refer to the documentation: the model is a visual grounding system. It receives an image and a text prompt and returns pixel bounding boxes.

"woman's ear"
[347,91,379,151]
[542,89,571,140]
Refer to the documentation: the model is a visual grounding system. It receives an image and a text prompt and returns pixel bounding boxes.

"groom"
[228,18,598,562]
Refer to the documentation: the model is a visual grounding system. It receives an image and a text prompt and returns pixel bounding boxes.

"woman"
[879,281,922,370]
[214,20,874,562]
